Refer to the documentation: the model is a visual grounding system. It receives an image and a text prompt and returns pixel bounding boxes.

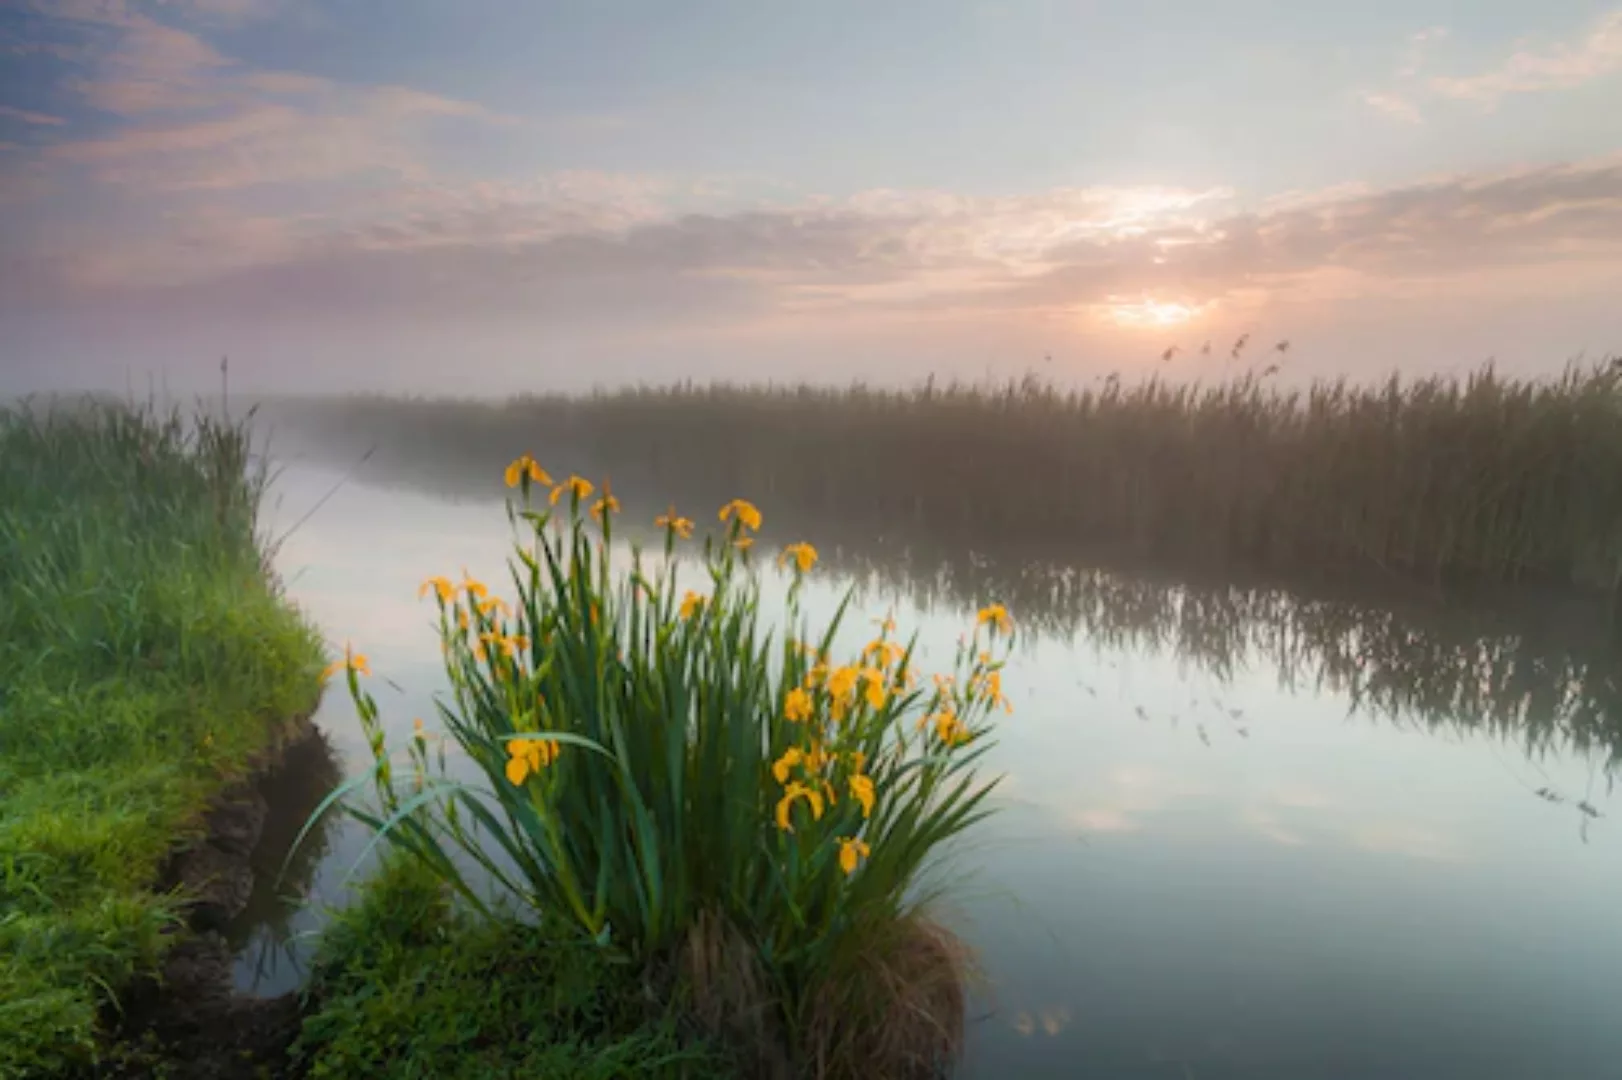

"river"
[230,457,1622,1079]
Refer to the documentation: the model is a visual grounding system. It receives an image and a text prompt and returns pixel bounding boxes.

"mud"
[92,712,326,1079]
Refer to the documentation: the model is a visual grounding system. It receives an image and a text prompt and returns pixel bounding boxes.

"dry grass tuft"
[800,910,976,1080]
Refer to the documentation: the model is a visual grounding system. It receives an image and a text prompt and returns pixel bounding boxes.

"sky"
[2,0,1620,395]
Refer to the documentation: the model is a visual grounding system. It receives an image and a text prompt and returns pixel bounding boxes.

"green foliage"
[268,360,1622,592]
[0,397,324,1075]
[317,470,1011,1068]
[294,857,732,1080]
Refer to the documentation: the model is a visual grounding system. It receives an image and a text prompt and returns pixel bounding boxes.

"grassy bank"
[293,857,732,1078]
[266,361,1622,593]
[0,398,324,1075]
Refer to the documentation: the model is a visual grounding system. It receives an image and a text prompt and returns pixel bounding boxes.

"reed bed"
[265,361,1622,593]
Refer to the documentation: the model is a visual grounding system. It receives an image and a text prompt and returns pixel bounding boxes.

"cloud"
[14,157,1621,340]
[0,105,67,126]
[1430,10,1622,106]
[45,81,504,191]
[1359,91,1423,125]
[5,0,507,193]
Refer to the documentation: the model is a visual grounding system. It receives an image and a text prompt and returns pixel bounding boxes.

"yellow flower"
[848,773,875,818]
[825,665,859,701]
[418,575,455,603]
[977,603,1013,635]
[733,535,755,551]
[591,492,621,522]
[772,746,804,784]
[774,781,825,832]
[778,542,818,573]
[503,453,552,489]
[505,736,560,785]
[679,591,706,619]
[655,505,695,539]
[933,710,971,747]
[804,742,831,773]
[477,596,510,619]
[718,498,763,532]
[975,669,1012,713]
[784,687,814,723]
[859,666,887,710]
[549,476,595,505]
[863,639,904,669]
[319,645,370,684]
[837,836,871,875]
[803,662,828,687]
[460,571,489,600]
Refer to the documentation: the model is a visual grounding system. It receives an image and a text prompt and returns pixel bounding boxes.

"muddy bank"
[93,712,329,1080]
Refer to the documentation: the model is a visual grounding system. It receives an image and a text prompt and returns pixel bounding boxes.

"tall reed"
[266,361,1622,592]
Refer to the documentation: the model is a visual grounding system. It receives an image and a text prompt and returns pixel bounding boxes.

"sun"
[1104,297,1207,330]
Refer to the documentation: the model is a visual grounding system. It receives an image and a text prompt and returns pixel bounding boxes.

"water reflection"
[226,723,343,993]
[273,437,1622,777]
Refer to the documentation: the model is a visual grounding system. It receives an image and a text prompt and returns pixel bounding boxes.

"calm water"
[236,458,1622,1079]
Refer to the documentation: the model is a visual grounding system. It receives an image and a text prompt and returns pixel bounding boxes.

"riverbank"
[0,397,325,1075]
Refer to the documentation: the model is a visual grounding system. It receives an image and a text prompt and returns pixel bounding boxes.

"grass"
[263,360,1622,593]
[293,856,732,1079]
[315,466,1011,1077]
[0,396,324,1076]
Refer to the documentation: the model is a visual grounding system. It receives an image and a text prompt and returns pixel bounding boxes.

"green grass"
[293,857,733,1079]
[318,470,1006,1077]
[0,397,324,1076]
[263,360,1622,593]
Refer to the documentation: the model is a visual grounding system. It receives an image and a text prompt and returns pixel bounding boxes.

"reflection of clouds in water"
[1069,807,1140,834]
[1240,806,1307,848]
[1011,1004,1073,1038]
[1351,822,1469,863]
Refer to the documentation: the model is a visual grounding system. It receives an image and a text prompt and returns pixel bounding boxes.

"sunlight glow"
[1105,297,1207,329]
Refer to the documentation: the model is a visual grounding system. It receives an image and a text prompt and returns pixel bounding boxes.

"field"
[0,397,324,1074]
[264,361,1622,594]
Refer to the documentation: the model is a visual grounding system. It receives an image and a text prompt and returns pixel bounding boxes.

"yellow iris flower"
[549,476,595,505]
[771,746,803,784]
[505,736,560,785]
[977,603,1013,635]
[837,836,871,875]
[719,498,763,532]
[783,687,814,723]
[503,453,552,489]
[655,505,695,538]
[848,773,875,818]
[418,575,455,603]
[319,644,370,684]
[774,781,825,832]
[778,542,818,573]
